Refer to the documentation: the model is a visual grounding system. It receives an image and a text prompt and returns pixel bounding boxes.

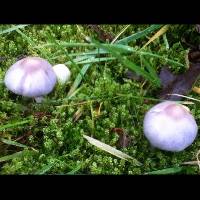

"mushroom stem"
[34,96,44,103]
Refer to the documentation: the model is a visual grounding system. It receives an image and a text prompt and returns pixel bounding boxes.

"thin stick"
[167,93,200,102]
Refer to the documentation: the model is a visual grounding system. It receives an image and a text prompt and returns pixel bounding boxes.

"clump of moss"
[0,25,200,174]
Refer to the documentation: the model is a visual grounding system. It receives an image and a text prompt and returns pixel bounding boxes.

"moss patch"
[0,24,200,174]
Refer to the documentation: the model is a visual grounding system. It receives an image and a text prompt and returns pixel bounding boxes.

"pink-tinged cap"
[143,101,198,152]
[4,57,57,97]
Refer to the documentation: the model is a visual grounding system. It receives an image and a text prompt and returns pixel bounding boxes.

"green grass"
[0,24,200,174]
[0,119,32,131]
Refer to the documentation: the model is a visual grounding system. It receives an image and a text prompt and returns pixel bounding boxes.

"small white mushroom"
[53,64,71,85]
[4,56,57,103]
[143,101,198,152]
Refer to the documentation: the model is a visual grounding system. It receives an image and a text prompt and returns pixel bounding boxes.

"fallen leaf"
[83,134,141,166]
[188,49,200,63]
[124,70,143,82]
[159,66,176,87]
[159,63,200,100]
[181,37,197,50]
[110,128,132,148]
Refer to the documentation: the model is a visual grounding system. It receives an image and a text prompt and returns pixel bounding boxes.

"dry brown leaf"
[110,128,132,148]
[159,63,200,100]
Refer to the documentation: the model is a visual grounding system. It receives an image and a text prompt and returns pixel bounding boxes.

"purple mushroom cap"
[4,57,57,98]
[143,101,198,152]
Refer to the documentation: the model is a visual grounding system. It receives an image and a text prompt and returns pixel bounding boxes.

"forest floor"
[0,24,200,174]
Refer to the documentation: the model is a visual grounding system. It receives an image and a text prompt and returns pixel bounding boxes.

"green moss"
[0,24,200,174]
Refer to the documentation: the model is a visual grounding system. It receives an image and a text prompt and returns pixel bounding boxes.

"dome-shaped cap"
[143,101,198,152]
[4,57,57,97]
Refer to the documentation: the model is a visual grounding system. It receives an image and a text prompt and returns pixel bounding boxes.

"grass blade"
[92,39,161,87]
[145,167,183,175]
[116,25,162,44]
[0,151,24,162]
[75,44,184,67]
[15,28,49,59]
[0,138,28,148]
[140,56,161,86]
[163,33,169,49]
[0,25,29,35]
[15,28,36,46]
[66,165,82,175]
[83,134,141,165]
[167,94,200,102]
[0,119,32,131]
[35,34,164,48]
[45,32,82,74]
[50,53,94,62]
[67,64,91,97]
[136,50,183,66]
[69,45,183,67]
[182,161,199,165]
[142,25,169,48]
[111,25,131,44]
[68,49,108,57]
[34,163,55,175]
[35,42,94,48]
[35,41,184,67]
[70,57,116,65]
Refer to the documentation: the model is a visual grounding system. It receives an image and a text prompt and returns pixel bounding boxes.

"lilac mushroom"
[4,57,57,103]
[143,101,198,152]
[52,64,71,85]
